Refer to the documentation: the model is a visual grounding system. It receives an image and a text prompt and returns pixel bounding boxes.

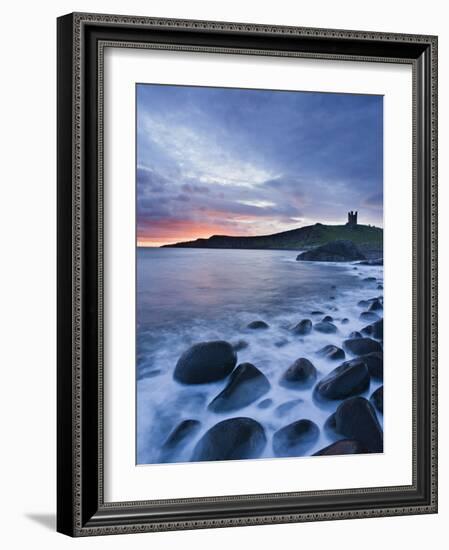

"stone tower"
[347,210,358,226]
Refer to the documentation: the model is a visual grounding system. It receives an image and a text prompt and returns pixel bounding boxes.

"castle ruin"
[347,210,358,226]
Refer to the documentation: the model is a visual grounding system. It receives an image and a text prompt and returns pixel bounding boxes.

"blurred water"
[136,248,383,465]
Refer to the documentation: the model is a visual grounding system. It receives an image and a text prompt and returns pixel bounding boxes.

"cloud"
[136,84,384,244]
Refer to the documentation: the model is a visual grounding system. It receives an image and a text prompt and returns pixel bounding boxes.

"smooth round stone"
[314,321,338,334]
[247,320,269,330]
[174,341,237,384]
[280,358,317,388]
[315,359,370,400]
[272,419,319,457]
[191,417,267,461]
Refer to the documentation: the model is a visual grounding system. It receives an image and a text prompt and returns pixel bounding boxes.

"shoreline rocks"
[314,439,366,456]
[334,397,383,452]
[296,240,366,262]
[174,340,237,384]
[280,358,317,388]
[316,344,345,361]
[343,337,382,356]
[315,358,370,400]
[191,417,267,461]
[208,363,270,413]
[273,419,319,457]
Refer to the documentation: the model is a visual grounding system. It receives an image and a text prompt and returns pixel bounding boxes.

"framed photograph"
[57,12,438,536]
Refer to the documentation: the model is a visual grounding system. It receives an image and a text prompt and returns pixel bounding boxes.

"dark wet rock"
[273,419,319,457]
[316,344,345,361]
[191,417,267,461]
[359,311,380,322]
[322,315,333,322]
[324,412,337,434]
[363,276,377,282]
[361,319,383,340]
[292,319,312,335]
[313,439,367,456]
[343,337,382,356]
[349,331,363,339]
[359,351,383,379]
[232,339,249,352]
[247,320,269,330]
[358,258,383,266]
[208,363,270,413]
[315,358,370,400]
[353,266,358,270]
[311,310,324,316]
[334,397,383,452]
[357,299,369,308]
[275,398,303,417]
[274,338,289,348]
[160,420,201,459]
[314,321,338,334]
[280,358,317,388]
[341,318,349,324]
[370,386,383,414]
[296,240,366,262]
[257,398,273,409]
[369,299,383,312]
[329,296,336,300]
[377,284,383,290]
[174,341,237,384]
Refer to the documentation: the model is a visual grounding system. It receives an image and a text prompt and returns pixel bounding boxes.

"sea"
[136,247,383,464]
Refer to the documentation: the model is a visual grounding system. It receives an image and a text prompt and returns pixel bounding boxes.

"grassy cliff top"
[162,223,383,254]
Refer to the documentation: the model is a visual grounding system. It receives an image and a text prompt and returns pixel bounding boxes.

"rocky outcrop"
[296,240,366,262]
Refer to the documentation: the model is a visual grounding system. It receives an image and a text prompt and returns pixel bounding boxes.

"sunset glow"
[136,85,383,246]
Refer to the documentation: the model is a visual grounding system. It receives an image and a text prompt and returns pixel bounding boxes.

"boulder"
[313,439,367,456]
[280,358,317,388]
[359,351,383,379]
[174,341,237,384]
[273,419,319,457]
[370,386,383,414]
[160,419,201,460]
[334,397,383,452]
[314,321,338,334]
[292,319,312,335]
[315,358,370,400]
[359,311,380,322]
[322,315,333,322]
[341,318,349,324]
[208,363,270,413]
[369,299,383,312]
[275,398,303,417]
[191,417,267,461]
[363,276,377,282]
[343,337,382,356]
[361,319,383,340]
[316,344,345,361]
[357,299,369,309]
[349,331,362,339]
[247,320,269,330]
[296,240,366,262]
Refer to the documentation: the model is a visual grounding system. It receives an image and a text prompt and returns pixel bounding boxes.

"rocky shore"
[154,276,384,462]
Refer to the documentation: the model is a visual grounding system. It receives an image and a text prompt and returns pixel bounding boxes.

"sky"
[136,84,383,247]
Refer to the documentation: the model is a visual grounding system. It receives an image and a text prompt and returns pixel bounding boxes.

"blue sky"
[136,84,383,246]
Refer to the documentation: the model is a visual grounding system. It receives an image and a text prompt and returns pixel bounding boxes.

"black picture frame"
[57,12,438,537]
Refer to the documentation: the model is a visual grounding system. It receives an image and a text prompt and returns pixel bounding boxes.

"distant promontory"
[162,221,383,259]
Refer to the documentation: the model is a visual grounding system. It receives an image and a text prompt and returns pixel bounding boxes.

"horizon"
[137,84,383,247]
